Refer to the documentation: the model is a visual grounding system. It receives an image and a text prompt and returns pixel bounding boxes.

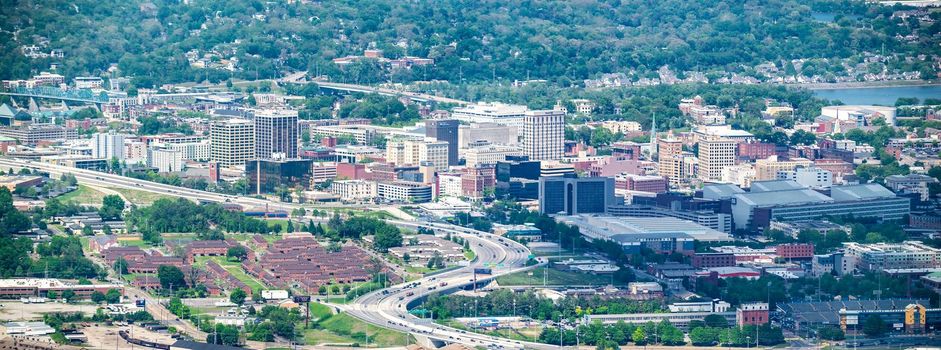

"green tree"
[226,246,248,260]
[105,289,122,304]
[99,195,125,221]
[704,314,730,328]
[862,315,887,337]
[689,327,720,345]
[0,187,31,234]
[632,327,646,344]
[158,265,186,290]
[91,291,106,304]
[61,289,75,303]
[818,325,844,340]
[372,225,402,252]
[230,289,247,306]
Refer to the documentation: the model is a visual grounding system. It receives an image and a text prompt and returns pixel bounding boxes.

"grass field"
[495,267,618,286]
[192,256,266,291]
[222,265,266,291]
[106,187,171,206]
[309,302,334,321]
[57,185,106,205]
[311,313,411,347]
[118,237,151,248]
[266,219,290,232]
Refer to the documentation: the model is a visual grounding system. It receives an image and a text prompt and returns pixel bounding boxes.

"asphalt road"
[345,220,554,349]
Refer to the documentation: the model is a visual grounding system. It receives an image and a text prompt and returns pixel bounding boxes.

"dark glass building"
[246,158,313,194]
[538,176,616,215]
[425,119,459,166]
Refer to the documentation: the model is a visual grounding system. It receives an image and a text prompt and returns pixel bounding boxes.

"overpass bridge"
[0,86,110,104]
[315,81,471,106]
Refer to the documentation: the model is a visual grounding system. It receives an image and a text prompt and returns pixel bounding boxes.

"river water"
[811,85,941,106]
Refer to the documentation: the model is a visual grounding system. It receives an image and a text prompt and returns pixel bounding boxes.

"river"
[811,84,941,106]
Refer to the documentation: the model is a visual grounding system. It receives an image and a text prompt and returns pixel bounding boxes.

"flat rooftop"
[559,215,732,242]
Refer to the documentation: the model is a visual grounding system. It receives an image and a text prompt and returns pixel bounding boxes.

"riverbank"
[781,79,940,90]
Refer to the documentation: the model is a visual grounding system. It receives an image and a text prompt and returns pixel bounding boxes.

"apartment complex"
[658,138,685,186]
[385,139,449,171]
[755,156,813,181]
[91,132,124,160]
[842,241,941,274]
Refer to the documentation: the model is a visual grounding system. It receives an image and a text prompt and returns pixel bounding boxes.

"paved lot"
[0,301,100,321]
[82,324,174,349]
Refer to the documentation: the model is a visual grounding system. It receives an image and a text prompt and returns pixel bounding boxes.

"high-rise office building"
[522,110,564,161]
[539,176,616,215]
[91,131,125,160]
[425,119,459,166]
[698,138,737,182]
[254,112,298,159]
[210,119,255,168]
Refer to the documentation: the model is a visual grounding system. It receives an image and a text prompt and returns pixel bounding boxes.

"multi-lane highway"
[0,158,298,211]
[0,157,553,348]
[346,220,551,349]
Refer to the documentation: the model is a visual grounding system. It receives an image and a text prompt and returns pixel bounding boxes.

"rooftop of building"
[830,183,898,201]
[750,180,805,192]
[694,125,754,138]
[701,183,746,199]
[452,102,529,116]
[843,240,941,254]
[734,187,834,207]
[560,215,731,242]
[0,278,121,289]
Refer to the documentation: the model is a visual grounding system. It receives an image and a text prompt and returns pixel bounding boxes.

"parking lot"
[0,301,100,321]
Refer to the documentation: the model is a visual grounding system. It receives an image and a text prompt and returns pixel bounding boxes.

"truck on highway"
[405,291,414,297]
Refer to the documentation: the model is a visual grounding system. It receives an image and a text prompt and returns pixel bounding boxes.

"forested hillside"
[1,0,936,86]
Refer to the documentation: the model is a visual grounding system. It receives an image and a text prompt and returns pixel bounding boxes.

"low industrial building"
[0,278,122,299]
[558,215,732,255]
[588,299,734,329]
[492,224,542,242]
[705,181,910,230]
[387,234,465,266]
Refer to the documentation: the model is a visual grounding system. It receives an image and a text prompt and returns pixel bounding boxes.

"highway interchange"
[0,157,550,349]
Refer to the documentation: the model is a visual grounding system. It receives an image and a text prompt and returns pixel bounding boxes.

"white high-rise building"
[91,132,125,160]
[385,139,450,171]
[210,119,255,168]
[698,138,737,182]
[521,110,564,161]
[254,111,298,159]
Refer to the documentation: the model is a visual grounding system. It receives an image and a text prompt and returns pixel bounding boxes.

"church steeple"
[650,112,658,161]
